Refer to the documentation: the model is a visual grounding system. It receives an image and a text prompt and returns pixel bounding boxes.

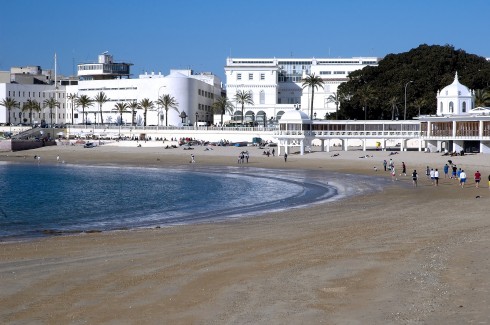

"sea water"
[0,162,339,240]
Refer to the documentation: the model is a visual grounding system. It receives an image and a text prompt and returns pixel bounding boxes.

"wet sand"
[1,143,490,324]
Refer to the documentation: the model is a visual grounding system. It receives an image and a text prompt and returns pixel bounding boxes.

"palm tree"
[128,101,139,126]
[327,92,341,120]
[388,96,400,120]
[76,95,93,125]
[413,97,428,117]
[474,89,490,107]
[113,102,129,125]
[138,98,154,127]
[94,91,109,125]
[358,85,376,120]
[0,97,20,125]
[234,90,254,125]
[43,97,60,126]
[22,99,41,125]
[156,94,179,126]
[302,73,324,120]
[212,96,234,126]
[67,93,78,125]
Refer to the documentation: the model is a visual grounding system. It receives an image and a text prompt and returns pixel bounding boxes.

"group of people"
[238,151,250,164]
[410,162,486,188]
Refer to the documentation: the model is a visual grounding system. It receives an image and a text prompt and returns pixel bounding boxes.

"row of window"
[8,91,65,99]
[236,73,266,81]
[79,87,137,91]
[198,103,212,112]
[319,71,346,75]
[197,89,214,99]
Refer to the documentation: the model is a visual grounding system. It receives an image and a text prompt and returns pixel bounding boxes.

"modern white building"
[0,53,224,127]
[224,57,379,124]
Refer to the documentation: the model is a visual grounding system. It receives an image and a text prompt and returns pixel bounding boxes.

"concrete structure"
[224,57,379,124]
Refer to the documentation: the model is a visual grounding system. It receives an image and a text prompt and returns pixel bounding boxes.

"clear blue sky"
[1,0,489,82]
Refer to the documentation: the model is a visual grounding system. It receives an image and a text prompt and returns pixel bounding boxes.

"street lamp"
[195,112,199,128]
[404,81,413,120]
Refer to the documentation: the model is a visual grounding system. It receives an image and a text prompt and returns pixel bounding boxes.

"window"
[260,73,265,80]
[462,102,466,113]
[449,101,454,113]
[249,73,253,80]
[440,102,443,111]
[260,90,265,104]
[237,73,242,80]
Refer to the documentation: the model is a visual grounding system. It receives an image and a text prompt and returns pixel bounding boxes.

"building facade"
[224,57,379,124]
[0,53,223,127]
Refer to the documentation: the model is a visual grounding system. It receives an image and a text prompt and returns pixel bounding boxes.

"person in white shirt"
[434,168,439,186]
[459,170,467,188]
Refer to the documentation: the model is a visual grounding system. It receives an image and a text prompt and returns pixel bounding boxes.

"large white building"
[224,56,379,124]
[0,53,223,127]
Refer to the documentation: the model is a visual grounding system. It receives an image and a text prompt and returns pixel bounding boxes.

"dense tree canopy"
[337,44,490,120]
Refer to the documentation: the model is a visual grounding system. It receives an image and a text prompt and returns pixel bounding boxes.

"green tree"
[302,73,324,120]
[212,96,234,126]
[234,90,254,125]
[138,98,154,127]
[67,93,78,125]
[474,89,490,107]
[128,101,139,126]
[156,94,179,126]
[0,97,20,125]
[326,92,341,120]
[22,99,41,125]
[113,102,129,125]
[75,95,93,125]
[94,91,109,125]
[43,97,60,126]
[388,96,400,120]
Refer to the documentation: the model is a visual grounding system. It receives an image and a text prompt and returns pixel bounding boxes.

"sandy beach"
[1,142,490,324]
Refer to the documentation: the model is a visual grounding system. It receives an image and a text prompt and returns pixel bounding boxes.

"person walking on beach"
[475,170,481,188]
[412,169,418,187]
[284,153,288,162]
[190,154,195,163]
[443,163,449,178]
[430,168,435,185]
[383,159,387,172]
[426,166,431,180]
[459,170,467,188]
[452,165,457,179]
[401,162,407,176]
[272,148,275,156]
[434,168,440,186]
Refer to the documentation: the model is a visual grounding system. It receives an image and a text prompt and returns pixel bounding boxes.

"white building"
[224,57,379,124]
[0,53,224,127]
[436,72,474,115]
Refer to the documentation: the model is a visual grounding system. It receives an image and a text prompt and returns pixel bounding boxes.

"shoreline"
[1,145,490,323]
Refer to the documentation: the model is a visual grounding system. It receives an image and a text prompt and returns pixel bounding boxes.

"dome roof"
[279,109,311,123]
[439,72,471,97]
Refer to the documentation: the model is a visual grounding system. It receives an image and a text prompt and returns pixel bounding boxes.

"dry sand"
[1,142,490,324]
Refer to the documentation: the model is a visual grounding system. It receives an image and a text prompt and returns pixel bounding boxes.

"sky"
[1,0,490,82]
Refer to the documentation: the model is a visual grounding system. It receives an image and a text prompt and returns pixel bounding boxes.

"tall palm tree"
[212,96,234,126]
[138,98,154,127]
[113,102,129,125]
[358,85,376,120]
[413,97,428,117]
[128,101,139,126]
[22,99,41,125]
[76,95,93,125]
[156,94,179,126]
[67,93,78,125]
[327,92,341,120]
[234,90,254,125]
[302,73,324,120]
[43,97,60,126]
[0,97,20,125]
[388,96,400,120]
[94,91,109,125]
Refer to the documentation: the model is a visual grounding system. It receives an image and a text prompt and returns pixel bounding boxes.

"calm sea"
[0,162,338,241]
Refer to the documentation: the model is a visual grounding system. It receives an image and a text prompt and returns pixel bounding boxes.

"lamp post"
[195,112,198,129]
[404,81,413,120]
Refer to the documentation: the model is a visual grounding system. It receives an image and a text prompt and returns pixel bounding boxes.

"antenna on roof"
[102,51,109,55]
